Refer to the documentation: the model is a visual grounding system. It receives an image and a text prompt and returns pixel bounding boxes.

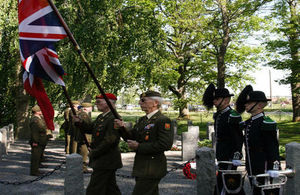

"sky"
[249,66,291,97]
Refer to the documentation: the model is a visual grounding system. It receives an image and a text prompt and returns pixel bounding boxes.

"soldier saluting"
[236,85,281,195]
[202,83,244,195]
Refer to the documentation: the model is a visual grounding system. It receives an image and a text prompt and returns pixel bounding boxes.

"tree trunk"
[15,66,31,139]
[289,0,300,122]
[291,82,300,122]
[216,0,230,88]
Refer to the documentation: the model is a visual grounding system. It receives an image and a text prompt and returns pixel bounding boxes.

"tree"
[203,0,272,88]
[265,0,300,121]
[147,0,270,118]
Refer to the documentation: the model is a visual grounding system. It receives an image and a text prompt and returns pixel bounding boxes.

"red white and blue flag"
[18,0,67,130]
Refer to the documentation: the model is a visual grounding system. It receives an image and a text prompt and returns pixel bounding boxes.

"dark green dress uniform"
[214,106,244,194]
[242,113,280,195]
[130,111,173,195]
[29,115,48,176]
[86,112,122,195]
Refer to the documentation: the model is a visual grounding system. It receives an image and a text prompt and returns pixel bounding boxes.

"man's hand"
[127,139,139,150]
[114,119,125,129]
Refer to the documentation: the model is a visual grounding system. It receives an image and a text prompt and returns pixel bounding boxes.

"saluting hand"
[127,140,139,150]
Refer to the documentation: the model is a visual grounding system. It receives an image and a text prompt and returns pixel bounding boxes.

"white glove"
[232,160,242,166]
[267,170,280,178]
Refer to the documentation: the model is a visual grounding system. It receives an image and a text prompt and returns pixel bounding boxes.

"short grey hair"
[149,96,163,108]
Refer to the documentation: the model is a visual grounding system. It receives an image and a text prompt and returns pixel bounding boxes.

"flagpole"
[47,0,130,140]
[62,86,90,149]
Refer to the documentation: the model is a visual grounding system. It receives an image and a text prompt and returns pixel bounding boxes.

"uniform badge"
[145,124,154,130]
[165,123,170,130]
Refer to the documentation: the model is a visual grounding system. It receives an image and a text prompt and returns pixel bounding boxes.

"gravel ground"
[0,140,196,195]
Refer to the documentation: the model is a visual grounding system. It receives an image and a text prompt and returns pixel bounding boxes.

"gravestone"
[196,147,216,195]
[182,126,199,161]
[206,122,214,140]
[65,154,84,195]
[172,120,178,146]
[0,127,8,157]
[284,142,300,194]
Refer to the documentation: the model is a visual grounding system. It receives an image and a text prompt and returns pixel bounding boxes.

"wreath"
[183,161,196,180]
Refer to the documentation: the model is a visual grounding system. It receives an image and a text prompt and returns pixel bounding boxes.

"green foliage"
[198,139,212,148]
[279,145,286,160]
[119,140,132,153]
[0,0,19,126]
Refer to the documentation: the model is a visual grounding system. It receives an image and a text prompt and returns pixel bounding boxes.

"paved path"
[0,140,196,195]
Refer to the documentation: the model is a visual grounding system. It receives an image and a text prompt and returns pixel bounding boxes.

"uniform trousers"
[86,169,121,195]
[132,177,161,195]
[30,145,43,175]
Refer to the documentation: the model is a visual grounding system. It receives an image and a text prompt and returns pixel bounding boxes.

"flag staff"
[47,0,130,140]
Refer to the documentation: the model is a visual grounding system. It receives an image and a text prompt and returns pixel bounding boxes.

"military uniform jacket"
[131,111,173,179]
[74,110,91,143]
[29,115,48,146]
[86,112,122,170]
[242,113,280,175]
[213,106,243,161]
[67,110,78,137]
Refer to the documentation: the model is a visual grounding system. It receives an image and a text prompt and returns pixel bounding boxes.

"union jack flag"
[18,0,68,130]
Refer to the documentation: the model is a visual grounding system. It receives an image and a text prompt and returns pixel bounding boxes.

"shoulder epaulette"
[230,109,241,118]
[261,116,277,131]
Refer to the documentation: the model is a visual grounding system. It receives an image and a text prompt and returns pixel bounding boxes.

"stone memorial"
[284,142,300,194]
[196,147,216,195]
[182,126,199,161]
[65,153,84,195]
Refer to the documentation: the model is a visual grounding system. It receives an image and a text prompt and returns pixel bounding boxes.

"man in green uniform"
[62,106,71,154]
[29,105,48,176]
[114,90,173,195]
[76,102,93,173]
[75,93,122,195]
[68,100,80,153]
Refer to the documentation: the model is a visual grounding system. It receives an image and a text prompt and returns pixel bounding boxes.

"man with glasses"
[114,90,173,195]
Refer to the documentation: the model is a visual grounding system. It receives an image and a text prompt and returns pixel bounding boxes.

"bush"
[279,145,286,160]
[198,139,212,148]
[119,140,132,153]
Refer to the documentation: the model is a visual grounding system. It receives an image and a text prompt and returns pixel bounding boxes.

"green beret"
[81,102,92,107]
[71,100,80,105]
[140,90,161,98]
[32,105,41,112]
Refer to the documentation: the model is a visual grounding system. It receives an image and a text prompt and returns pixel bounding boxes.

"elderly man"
[114,90,173,195]
[75,93,122,195]
[29,105,48,176]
